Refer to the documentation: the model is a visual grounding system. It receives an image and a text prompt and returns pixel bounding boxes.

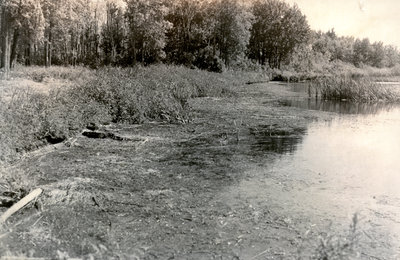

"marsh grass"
[311,75,400,102]
[72,65,238,124]
[10,65,94,84]
[313,214,360,260]
[0,64,240,164]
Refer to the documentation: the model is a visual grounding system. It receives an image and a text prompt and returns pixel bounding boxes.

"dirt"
[0,81,391,259]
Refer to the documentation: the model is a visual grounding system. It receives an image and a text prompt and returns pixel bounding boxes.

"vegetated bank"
[0,64,266,189]
[2,63,400,258]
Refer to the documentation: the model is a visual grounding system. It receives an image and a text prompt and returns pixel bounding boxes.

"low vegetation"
[313,214,360,260]
[311,75,400,102]
[0,65,249,164]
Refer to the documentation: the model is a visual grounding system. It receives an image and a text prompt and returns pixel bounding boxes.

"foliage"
[125,0,170,64]
[1,0,400,71]
[207,0,253,67]
[101,2,126,65]
[248,0,310,69]
[0,64,238,163]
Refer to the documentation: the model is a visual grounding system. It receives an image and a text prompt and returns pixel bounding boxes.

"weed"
[313,214,360,260]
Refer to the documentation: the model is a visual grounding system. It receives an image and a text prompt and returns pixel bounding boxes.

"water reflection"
[281,98,398,115]
[295,107,400,196]
[249,125,305,155]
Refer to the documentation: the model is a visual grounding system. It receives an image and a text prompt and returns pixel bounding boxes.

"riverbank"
[1,68,399,259]
[0,72,333,258]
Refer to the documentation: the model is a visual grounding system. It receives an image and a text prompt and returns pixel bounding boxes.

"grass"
[10,64,94,85]
[313,214,360,260]
[0,64,246,257]
[0,64,243,164]
[271,61,400,83]
[70,65,239,124]
[310,75,400,102]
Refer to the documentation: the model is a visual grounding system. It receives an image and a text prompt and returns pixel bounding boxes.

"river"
[224,84,400,258]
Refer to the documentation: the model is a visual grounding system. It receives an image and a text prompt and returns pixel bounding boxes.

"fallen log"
[0,188,42,224]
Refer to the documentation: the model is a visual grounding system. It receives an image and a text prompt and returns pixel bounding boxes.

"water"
[233,83,400,256]
[281,98,399,114]
[293,107,400,196]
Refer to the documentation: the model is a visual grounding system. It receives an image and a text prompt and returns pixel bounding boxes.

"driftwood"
[82,130,145,142]
[0,188,42,224]
[82,130,124,141]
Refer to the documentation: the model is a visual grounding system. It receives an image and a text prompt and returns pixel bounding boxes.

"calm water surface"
[235,83,400,256]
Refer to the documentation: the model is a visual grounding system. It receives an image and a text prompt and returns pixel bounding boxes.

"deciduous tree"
[248,0,310,69]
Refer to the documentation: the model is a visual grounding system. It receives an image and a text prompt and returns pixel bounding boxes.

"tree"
[0,0,44,74]
[125,0,170,65]
[369,41,385,68]
[248,0,310,68]
[101,1,126,65]
[164,0,206,65]
[353,38,372,66]
[208,0,253,67]
[383,45,400,67]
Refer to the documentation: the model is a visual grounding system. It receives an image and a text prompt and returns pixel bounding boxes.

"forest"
[1,0,399,75]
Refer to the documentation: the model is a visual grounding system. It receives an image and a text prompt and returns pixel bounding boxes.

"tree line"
[1,0,399,74]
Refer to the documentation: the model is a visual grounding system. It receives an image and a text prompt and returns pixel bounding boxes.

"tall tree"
[101,1,126,65]
[209,0,253,67]
[353,38,372,67]
[125,0,170,65]
[248,0,310,68]
[0,0,44,73]
[164,0,205,65]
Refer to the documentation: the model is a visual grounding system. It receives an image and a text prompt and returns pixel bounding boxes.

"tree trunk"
[25,43,31,66]
[132,38,137,65]
[10,28,20,68]
[45,26,53,67]
[49,34,52,66]
[1,7,11,78]
[45,40,49,67]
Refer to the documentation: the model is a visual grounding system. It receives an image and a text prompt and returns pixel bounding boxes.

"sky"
[285,0,400,47]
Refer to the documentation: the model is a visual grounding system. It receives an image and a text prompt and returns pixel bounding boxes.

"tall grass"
[72,65,237,124]
[311,75,400,102]
[10,64,94,84]
[0,64,239,163]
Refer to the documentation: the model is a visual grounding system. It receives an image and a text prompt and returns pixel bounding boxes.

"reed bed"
[311,75,400,102]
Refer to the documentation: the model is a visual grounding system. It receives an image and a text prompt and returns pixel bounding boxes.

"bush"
[72,65,238,123]
[0,64,241,163]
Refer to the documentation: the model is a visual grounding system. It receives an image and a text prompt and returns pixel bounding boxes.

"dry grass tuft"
[313,214,361,260]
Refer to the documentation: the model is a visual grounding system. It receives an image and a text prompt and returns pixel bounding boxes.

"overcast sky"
[285,0,400,47]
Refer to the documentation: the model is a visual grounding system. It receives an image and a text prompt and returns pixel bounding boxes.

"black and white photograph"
[1,0,400,259]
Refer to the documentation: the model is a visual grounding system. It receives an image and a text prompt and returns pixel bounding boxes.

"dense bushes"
[0,65,239,162]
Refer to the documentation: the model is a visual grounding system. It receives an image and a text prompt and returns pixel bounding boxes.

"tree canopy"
[0,0,399,73]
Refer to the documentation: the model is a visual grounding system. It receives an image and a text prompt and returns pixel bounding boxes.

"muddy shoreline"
[1,81,389,259]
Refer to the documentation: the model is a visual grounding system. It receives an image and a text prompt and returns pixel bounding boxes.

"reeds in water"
[311,75,400,102]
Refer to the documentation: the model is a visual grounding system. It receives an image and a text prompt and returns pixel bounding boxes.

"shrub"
[0,64,241,163]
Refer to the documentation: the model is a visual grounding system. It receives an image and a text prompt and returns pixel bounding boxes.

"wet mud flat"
[0,82,398,259]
